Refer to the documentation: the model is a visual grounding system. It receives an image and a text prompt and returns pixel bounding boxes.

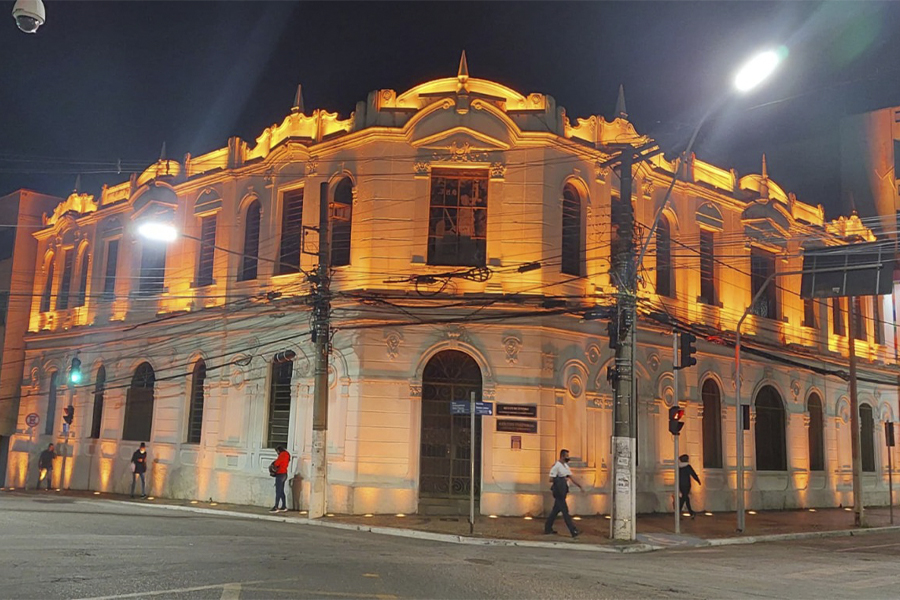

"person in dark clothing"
[37,443,56,490]
[270,446,290,513]
[131,443,148,498]
[678,454,701,518]
[544,449,583,538]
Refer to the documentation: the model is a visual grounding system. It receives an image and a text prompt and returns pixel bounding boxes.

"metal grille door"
[419,350,482,499]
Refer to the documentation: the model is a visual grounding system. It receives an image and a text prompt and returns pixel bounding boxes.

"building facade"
[6,63,900,517]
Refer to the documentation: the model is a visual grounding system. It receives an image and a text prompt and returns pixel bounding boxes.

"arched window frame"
[123,362,155,441]
[239,199,261,281]
[73,243,90,308]
[560,183,583,277]
[330,177,353,268]
[266,354,294,448]
[90,365,106,439]
[186,359,206,444]
[701,378,722,468]
[860,403,876,472]
[807,392,825,471]
[39,252,55,313]
[754,385,787,471]
[655,214,673,297]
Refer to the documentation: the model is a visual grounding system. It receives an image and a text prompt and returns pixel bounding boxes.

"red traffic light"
[668,406,685,435]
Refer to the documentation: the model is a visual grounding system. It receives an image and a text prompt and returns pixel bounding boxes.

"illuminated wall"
[5,64,899,515]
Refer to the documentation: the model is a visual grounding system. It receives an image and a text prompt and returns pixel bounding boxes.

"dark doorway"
[418,350,482,514]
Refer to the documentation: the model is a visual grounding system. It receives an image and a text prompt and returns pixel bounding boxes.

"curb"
[101,499,655,554]
[706,524,900,547]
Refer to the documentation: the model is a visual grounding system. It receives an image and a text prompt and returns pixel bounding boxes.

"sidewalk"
[5,487,900,552]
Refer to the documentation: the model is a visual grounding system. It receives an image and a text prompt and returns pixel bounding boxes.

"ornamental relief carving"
[502,335,521,365]
[306,157,319,176]
[541,352,556,374]
[490,162,507,180]
[432,141,489,164]
[585,343,602,365]
[384,330,403,361]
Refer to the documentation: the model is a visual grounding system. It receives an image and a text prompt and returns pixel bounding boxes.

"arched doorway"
[418,350,483,514]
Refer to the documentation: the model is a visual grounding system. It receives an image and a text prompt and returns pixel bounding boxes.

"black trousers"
[679,490,694,515]
[545,495,577,535]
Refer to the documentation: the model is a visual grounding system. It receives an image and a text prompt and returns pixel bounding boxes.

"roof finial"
[615,84,627,119]
[292,83,305,114]
[761,153,768,179]
[457,50,469,85]
[73,174,81,194]
[159,141,167,162]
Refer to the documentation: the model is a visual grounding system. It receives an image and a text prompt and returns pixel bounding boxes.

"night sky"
[2,1,899,218]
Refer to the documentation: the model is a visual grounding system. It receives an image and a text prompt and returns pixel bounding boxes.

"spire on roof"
[73,174,81,194]
[615,84,627,119]
[159,141,167,162]
[759,154,769,200]
[292,83,305,114]
[457,50,469,85]
[761,153,768,179]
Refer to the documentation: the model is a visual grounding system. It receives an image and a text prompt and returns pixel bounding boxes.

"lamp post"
[609,49,783,541]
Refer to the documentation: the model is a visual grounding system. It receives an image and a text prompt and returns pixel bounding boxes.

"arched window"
[138,241,167,296]
[39,259,54,312]
[331,178,353,267]
[56,249,74,310]
[701,379,722,468]
[240,200,261,281]
[860,403,876,472]
[807,393,824,471]
[561,184,582,277]
[123,362,155,441]
[755,385,787,471]
[656,215,673,297]
[267,355,294,448]
[45,371,58,435]
[186,359,206,444]
[90,365,105,439]
[74,249,90,308]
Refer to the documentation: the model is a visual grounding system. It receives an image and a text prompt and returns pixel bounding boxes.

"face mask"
[563,457,570,463]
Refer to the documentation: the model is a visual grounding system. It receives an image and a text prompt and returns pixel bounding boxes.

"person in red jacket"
[270,446,290,513]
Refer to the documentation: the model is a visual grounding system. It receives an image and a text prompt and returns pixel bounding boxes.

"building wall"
[6,73,900,516]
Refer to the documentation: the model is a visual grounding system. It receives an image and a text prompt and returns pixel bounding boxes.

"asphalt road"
[2,493,900,599]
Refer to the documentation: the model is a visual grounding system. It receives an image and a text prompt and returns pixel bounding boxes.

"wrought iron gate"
[419,350,482,499]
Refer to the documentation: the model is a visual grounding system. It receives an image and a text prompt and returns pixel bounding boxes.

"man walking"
[130,443,148,498]
[270,445,290,513]
[37,443,56,490]
[544,448,583,538]
[678,454,702,518]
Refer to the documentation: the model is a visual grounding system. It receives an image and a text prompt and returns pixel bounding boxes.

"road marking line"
[220,583,241,600]
[74,578,280,600]
[836,542,900,552]
[363,573,380,578]
[248,588,397,599]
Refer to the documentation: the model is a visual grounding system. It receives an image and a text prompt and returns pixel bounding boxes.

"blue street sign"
[450,400,493,416]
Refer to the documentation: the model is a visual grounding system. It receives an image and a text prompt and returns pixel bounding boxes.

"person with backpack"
[269,446,290,513]
[544,448,583,538]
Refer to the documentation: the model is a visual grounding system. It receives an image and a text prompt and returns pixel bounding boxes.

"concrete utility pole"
[308,181,331,519]
[847,297,865,527]
[610,149,637,541]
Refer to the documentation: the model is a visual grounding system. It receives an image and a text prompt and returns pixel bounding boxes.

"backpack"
[268,461,278,477]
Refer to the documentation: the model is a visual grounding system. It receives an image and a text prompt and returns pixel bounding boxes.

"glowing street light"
[137,222,178,243]
[734,49,784,93]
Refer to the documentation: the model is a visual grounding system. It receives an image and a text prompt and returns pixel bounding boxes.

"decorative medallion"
[432,141,488,164]
[306,156,319,176]
[567,373,584,398]
[647,352,660,372]
[585,343,602,365]
[490,162,507,180]
[413,162,431,177]
[790,380,801,400]
[384,330,403,360]
[595,162,610,183]
[502,335,522,365]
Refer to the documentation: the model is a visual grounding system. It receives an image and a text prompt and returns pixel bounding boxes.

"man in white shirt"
[544,448,583,538]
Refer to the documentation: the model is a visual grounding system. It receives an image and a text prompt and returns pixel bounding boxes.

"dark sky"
[2,1,899,218]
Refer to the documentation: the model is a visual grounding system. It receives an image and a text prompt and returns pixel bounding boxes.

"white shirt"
[549,460,572,479]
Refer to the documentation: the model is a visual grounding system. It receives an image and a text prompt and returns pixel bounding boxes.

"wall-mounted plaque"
[497,419,538,434]
[496,404,537,418]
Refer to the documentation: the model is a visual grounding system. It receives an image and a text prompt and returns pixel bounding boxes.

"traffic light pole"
[673,332,680,534]
[309,181,331,519]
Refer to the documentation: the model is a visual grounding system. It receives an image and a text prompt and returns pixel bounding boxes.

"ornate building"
[6,58,900,517]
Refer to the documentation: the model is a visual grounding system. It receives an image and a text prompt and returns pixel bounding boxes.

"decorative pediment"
[742,199,792,241]
[131,181,179,220]
[45,192,97,227]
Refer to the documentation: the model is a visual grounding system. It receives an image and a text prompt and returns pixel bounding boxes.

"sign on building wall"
[496,419,538,434]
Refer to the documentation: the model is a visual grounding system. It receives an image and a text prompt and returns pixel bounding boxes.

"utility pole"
[847,297,865,527]
[610,148,637,541]
[308,181,331,519]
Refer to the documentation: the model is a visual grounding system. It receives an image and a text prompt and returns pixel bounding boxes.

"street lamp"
[612,48,783,542]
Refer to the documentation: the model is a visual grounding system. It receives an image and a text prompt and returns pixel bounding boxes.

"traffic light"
[63,405,74,426]
[668,405,685,435]
[607,319,618,349]
[679,333,697,369]
[69,357,82,384]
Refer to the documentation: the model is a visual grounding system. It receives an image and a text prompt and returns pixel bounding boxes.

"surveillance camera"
[12,0,45,33]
